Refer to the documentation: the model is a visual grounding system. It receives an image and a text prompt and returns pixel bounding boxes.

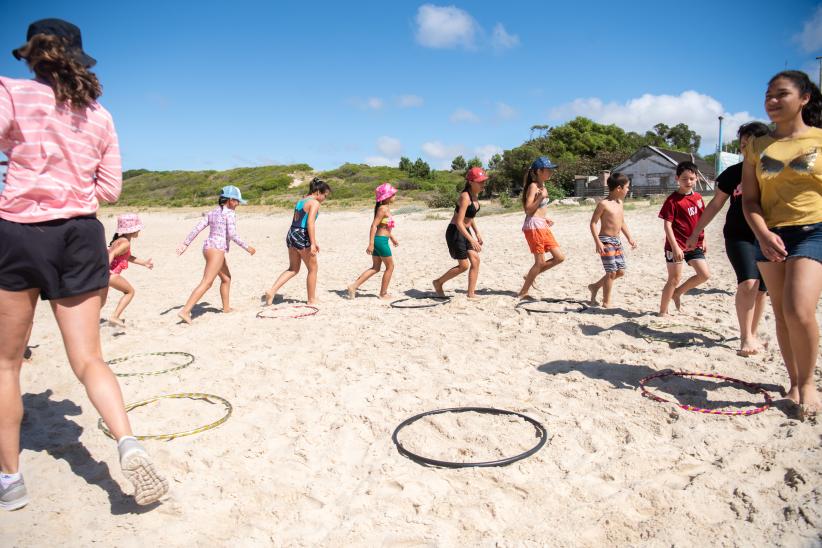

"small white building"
[611,146,716,195]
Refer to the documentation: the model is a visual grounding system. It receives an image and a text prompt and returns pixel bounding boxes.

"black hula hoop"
[516,297,588,314]
[390,296,451,309]
[392,407,548,468]
[637,322,728,347]
[256,304,319,319]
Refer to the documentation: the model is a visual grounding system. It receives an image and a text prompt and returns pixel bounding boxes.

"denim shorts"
[755,222,822,263]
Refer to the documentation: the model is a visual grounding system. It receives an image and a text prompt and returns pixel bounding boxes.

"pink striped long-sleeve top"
[0,77,121,223]
[183,205,249,252]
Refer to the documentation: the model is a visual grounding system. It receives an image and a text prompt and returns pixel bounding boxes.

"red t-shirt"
[658,191,705,251]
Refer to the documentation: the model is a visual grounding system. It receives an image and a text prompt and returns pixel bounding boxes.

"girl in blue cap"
[518,157,565,299]
[176,185,256,324]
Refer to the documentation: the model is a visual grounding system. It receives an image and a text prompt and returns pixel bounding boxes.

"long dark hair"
[109,232,124,245]
[769,70,822,128]
[521,167,539,208]
[218,196,229,206]
[16,34,101,108]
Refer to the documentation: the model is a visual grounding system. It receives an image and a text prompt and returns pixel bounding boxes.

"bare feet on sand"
[587,283,599,305]
[672,290,682,312]
[264,292,275,306]
[108,317,126,327]
[517,293,534,301]
[737,338,766,357]
[432,279,445,297]
[177,311,192,325]
[379,293,393,301]
[346,285,356,299]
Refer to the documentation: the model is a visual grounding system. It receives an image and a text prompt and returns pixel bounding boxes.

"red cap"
[466,167,489,183]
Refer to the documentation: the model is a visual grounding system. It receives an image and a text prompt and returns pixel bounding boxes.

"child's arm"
[108,238,129,264]
[742,159,783,261]
[226,211,255,255]
[589,202,605,254]
[366,207,382,254]
[685,190,727,250]
[620,219,637,249]
[523,184,547,217]
[455,193,481,251]
[306,200,320,255]
[128,254,155,269]
[177,216,208,255]
[663,220,683,262]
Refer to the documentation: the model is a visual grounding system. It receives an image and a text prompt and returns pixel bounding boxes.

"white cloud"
[376,136,402,157]
[491,23,519,50]
[364,156,396,167]
[415,4,479,50]
[793,5,822,52]
[450,108,481,124]
[397,94,424,108]
[474,144,503,165]
[366,97,384,110]
[495,102,517,121]
[549,91,755,152]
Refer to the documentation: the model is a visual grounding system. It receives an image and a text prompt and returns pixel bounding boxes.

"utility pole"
[817,56,822,89]
[716,116,724,176]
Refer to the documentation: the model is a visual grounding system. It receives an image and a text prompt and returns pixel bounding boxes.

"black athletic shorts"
[0,215,109,300]
[725,238,766,291]
[445,223,470,260]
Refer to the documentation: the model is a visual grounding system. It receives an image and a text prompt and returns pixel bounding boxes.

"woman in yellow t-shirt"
[742,70,822,420]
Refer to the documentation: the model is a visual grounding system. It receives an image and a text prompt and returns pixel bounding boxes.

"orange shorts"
[523,227,559,254]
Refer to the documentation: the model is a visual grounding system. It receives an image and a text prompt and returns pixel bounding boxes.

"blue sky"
[2,1,821,172]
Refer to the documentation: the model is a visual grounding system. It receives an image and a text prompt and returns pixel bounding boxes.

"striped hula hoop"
[639,371,772,416]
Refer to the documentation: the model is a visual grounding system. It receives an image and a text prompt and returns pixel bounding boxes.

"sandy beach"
[3,203,821,547]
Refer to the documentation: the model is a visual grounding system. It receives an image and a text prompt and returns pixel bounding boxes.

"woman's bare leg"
[0,288,37,474]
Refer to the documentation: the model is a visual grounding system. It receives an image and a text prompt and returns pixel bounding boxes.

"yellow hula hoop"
[107,351,195,377]
[98,392,233,441]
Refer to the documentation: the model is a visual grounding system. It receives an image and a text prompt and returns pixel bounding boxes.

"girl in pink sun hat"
[105,213,154,327]
[347,183,399,300]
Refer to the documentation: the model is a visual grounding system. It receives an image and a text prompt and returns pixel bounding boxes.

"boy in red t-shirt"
[658,161,710,315]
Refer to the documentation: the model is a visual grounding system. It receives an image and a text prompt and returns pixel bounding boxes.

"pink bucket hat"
[116,213,143,234]
[375,183,398,203]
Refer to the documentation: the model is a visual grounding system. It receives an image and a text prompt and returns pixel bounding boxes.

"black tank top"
[454,190,480,218]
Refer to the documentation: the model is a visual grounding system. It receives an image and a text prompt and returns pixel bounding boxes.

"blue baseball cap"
[531,156,558,170]
[220,185,247,204]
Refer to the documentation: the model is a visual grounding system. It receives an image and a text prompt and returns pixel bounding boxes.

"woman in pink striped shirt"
[0,19,167,510]
[176,185,256,324]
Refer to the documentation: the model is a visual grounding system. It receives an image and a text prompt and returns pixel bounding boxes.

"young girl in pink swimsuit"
[177,186,256,324]
[106,213,154,327]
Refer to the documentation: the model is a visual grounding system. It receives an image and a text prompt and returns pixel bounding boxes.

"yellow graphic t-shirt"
[744,126,822,228]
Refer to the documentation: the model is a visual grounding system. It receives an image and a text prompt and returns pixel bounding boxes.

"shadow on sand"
[21,390,159,514]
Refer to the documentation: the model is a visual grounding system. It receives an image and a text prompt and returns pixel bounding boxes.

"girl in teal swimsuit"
[264,178,331,305]
[347,183,399,300]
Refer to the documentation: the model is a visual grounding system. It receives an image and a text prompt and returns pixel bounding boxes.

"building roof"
[648,146,716,180]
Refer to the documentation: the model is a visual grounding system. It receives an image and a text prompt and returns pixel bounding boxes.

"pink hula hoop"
[639,370,773,416]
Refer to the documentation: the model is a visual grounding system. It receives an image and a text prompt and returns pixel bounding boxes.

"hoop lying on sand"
[639,371,773,416]
[256,305,319,319]
[516,297,588,314]
[98,392,233,441]
[389,296,451,309]
[392,407,548,468]
[107,351,195,377]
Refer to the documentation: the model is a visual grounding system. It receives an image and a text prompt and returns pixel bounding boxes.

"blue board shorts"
[755,222,822,264]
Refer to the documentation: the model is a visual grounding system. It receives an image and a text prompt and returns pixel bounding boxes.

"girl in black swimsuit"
[433,167,488,298]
